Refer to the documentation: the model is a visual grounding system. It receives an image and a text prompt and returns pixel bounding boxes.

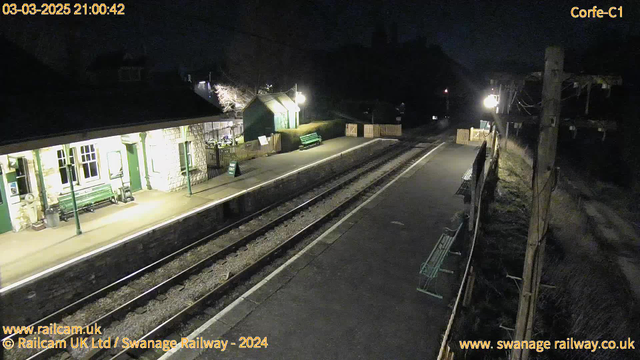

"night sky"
[1,0,637,73]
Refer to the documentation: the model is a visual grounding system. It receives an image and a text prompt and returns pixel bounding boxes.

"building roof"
[0,38,222,154]
[0,86,221,152]
[247,93,299,114]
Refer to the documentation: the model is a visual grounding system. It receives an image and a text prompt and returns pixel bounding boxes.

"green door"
[0,171,13,234]
[126,144,142,192]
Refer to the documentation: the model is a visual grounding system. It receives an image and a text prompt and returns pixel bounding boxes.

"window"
[179,142,193,172]
[80,144,100,180]
[15,157,30,195]
[57,148,78,185]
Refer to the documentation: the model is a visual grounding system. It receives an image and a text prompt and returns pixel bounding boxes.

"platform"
[0,137,381,289]
[167,143,478,360]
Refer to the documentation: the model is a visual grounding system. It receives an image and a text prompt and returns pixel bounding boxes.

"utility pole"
[511,46,563,360]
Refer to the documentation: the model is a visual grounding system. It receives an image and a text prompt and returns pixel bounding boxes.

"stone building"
[0,39,221,234]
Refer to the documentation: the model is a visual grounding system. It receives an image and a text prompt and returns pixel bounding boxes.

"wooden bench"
[58,183,117,221]
[299,132,322,150]
[417,222,463,299]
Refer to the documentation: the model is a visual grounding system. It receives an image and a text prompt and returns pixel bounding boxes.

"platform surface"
[175,143,478,360]
[0,137,380,288]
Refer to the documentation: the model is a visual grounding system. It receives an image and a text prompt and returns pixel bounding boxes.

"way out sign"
[228,161,241,177]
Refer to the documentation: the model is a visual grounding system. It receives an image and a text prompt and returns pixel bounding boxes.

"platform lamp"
[180,126,192,196]
[293,83,306,127]
[64,144,82,235]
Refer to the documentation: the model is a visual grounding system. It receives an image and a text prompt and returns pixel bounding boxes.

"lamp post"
[444,88,449,115]
[294,84,306,127]
[64,144,82,235]
[181,126,192,196]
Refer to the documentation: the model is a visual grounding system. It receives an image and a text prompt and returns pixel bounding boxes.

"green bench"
[417,222,463,299]
[299,132,322,150]
[456,167,473,196]
[58,183,117,221]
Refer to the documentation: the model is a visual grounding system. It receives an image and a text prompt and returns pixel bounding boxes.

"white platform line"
[1,138,395,294]
[159,141,446,359]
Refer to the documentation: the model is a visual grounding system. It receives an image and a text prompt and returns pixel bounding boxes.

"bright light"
[444,89,448,93]
[483,95,499,109]
[296,92,306,104]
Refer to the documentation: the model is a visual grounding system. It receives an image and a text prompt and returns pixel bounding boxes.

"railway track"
[102,141,437,360]
[3,139,438,360]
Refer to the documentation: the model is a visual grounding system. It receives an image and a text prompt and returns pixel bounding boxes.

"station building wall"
[0,124,207,233]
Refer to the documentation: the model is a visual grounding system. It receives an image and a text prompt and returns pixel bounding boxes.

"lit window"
[80,144,100,180]
[179,142,193,172]
[15,157,31,195]
[57,148,78,185]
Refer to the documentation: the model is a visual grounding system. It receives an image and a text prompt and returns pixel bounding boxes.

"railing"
[205,135,282,179]
[437,126,500,360]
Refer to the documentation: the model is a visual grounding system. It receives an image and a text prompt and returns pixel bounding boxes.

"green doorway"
[0,170,13,234]
[125,144,142,192]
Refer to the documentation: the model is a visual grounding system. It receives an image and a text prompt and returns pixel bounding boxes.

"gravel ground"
[64,146,424,359]
[5,142,421,360]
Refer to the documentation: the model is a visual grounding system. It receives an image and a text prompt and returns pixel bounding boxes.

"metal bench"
[299,132,322,150]
[58,183,117,221]
[417,222,463,299]
[455,167,473,196]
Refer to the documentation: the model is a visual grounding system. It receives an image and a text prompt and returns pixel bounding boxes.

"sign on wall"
[8,182,18,196]
[258,135,269,146]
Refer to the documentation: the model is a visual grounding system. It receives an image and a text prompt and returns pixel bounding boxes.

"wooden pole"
[505,122,510,151]
[511,46,564,360]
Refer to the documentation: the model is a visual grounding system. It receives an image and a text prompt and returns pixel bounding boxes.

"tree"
[214,84,254,113]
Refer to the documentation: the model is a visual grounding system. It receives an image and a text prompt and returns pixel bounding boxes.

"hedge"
[278,119,346,152]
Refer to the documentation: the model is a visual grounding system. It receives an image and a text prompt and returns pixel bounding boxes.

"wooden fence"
[206,134,281,179]
[350,124,402,138]
[345,123,358,137]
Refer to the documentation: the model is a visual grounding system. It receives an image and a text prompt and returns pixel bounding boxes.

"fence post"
[463,266,476,307]
[469,163,476,232]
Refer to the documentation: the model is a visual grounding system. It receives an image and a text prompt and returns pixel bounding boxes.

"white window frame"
[14,157,31,197]
[80,144,100,181]
[57,147,78,187]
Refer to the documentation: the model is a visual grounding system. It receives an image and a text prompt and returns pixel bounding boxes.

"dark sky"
[1,0,637,73]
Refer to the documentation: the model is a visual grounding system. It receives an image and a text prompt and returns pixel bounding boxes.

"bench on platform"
[417,222,463,299]
[58,183,117,221]
[299,132,322,150]
[455,167,473,196]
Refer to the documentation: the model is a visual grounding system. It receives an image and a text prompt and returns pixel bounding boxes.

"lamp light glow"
[483,95,499,109]
[296,92,306,104]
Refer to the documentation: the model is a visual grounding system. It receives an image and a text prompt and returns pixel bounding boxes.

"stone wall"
[146,125,207,192]
[1,139,393,326]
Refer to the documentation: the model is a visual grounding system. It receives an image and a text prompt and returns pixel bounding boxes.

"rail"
[17,142,425,360]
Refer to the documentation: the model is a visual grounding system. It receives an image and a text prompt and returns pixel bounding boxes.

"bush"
[278,119,346,152]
